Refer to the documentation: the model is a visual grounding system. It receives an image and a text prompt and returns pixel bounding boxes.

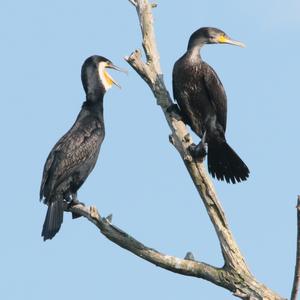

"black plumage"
[173,27,249,183]
[40,55,123,240]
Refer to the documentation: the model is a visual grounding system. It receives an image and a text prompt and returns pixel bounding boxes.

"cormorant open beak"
[105,63,128,89]
[217,35,246,48]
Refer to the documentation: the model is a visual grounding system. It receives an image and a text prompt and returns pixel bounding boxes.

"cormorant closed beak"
[217,35,246,48]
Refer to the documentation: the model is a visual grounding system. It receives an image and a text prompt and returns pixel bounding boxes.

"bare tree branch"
[62,1,288,299]
[67,203,281,299]
[125,0,246,274]
[68,204,225,285]
[291,196,300,300]
[123,0,285,299]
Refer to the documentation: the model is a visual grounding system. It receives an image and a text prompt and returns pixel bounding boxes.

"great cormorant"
[172,27,249,183]
[40,55,124,240]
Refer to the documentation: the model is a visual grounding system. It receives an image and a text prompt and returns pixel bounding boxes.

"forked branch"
[66,1,286,299]
[126,0,247,277]
[124,1,283,299]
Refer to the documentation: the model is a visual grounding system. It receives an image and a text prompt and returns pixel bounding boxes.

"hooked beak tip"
[114,82,122,89]
[237,41,246,48]
[106,62,127,90]
[227,39,246,48]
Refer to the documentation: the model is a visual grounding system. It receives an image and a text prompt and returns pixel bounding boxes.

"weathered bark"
[68,203,283,300]
[291,196,300,300]
[124,1,283,298]
[66,1,287,299]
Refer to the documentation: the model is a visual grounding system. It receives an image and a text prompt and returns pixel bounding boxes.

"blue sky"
[1,1,299,299]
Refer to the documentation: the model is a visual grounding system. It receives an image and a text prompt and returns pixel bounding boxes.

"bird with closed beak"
[173,27,249,183]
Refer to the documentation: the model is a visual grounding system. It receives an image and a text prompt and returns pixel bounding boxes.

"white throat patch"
[98,61,113,91]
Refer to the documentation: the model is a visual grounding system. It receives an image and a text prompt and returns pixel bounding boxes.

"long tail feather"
[207,140,249,184]
[42,200,64,241]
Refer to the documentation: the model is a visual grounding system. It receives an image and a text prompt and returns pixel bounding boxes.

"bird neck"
[186,46,202,62]
[82,92,104,116]
[187,36,205,50]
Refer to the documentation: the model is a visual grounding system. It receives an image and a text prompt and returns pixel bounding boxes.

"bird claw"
[188,143,197,153]
[166,103,183,120]
[188,143,207,161]
[69,199,85,207]
[195,142,207,159]
[66,193,85,207]
[68,199,85,219]
[188,132,207,161]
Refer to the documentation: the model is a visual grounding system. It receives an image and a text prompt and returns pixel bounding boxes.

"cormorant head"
[81,55,126,97]
[187,27,245,50]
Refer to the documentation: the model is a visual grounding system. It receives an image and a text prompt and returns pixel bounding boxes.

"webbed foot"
[68,195,85,219]
[188,132,207,161]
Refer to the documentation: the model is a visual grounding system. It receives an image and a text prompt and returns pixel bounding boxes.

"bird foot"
[68,200,85,219]
[188,131,207,161]
[189,142,207,161]
[166,103,184,120]
[69,199,85,206]
[196,141,207,158]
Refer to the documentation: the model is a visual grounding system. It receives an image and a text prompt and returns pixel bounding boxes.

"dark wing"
[40,119,104,201]
[173,59,207,137]
[202,62,227,131]
[172,63,179,102]
[40,139,63,201]
[172,60,196,127]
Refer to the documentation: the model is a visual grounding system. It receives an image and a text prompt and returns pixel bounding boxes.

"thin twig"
[291,196,300,300]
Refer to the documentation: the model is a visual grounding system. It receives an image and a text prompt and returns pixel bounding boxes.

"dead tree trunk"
[67,1,288,299]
